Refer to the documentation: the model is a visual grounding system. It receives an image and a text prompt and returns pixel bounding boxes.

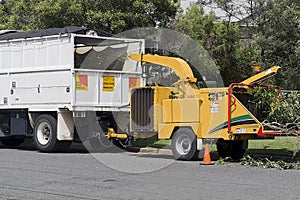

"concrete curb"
[138,147,172,155]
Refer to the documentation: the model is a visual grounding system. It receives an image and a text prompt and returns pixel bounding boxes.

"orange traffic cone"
[200,143,215,165]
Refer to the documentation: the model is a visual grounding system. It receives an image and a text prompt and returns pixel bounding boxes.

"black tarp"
[0,26,112,40]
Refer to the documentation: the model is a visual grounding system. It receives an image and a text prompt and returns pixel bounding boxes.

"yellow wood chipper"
[108,54,283,160]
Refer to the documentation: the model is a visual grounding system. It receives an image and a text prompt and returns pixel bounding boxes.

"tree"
[0,1,6,29]
[253,0,300,89]
[198,0,300,89]
[0,0,179,33]
[175,3,249,85]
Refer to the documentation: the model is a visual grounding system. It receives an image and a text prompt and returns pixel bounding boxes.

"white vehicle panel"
[0,33,144,111]
[0,74,9,105]
[0,36,73,71]
[9,70,72,105]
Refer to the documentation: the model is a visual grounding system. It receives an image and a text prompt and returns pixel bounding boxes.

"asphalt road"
[0,144,299,200]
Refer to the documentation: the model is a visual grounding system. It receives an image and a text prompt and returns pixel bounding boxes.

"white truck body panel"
[0,32,144,141]
[74,69,140,110]
[0,34,145,111]
[3,70,72,107]
[0,36,74,71]
[0,69,141,111]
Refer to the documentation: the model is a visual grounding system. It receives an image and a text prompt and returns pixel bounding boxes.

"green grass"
[135,137,300,150]
[134,139,171,148]
[149,139,171,148]
[247,137,300,158]
[248,137,300,150]
[134,136,300,159]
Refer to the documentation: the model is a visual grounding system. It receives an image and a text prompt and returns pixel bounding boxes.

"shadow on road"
[0,138,142,155]
[1,139,297,163]
[246,149,300,162]
[0,138,90,153]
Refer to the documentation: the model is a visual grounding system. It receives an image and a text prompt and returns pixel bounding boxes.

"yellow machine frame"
[129,54,281,141]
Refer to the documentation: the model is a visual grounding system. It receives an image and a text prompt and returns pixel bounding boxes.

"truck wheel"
[171,128,197,160]
[217,139,247,160]
[34,115,71,152]
[0,138,25,147]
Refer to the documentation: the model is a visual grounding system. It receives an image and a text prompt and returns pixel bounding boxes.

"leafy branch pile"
[253,86,300,135]
[216,155,300,169]
[241,155,300,170]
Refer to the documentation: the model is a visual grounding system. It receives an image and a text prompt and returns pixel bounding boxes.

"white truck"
[0,26,144,152]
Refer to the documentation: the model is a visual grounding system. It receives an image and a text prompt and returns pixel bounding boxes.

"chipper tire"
[34,114,71,152]
[216,139,247,160]
[171,128,197,161]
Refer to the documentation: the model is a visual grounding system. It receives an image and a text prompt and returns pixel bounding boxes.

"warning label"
[103,76,115,91]
[210,101,219,113]
[129,77,140,89]
[75,75,88,91]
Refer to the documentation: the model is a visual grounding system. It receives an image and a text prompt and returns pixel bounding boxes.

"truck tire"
[171,128,197,160]
[217,139,247,160]
[0,138,25,147]
[34,114,71,152]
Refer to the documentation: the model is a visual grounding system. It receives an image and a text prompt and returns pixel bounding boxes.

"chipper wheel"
[171,128,197,161]
[216,139,248,160]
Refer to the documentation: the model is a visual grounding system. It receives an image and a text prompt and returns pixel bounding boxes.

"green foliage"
[253,0,300,89]
[211,22,244,84]
[175,4,216,45]
[217,154,300,169]
[241,155,300,170]
[197,0,300,89]
[0,3,6,29]
[253,86,300,123]
[216,157,232,165]
[0,0,179,33]
[175,3,248,85]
